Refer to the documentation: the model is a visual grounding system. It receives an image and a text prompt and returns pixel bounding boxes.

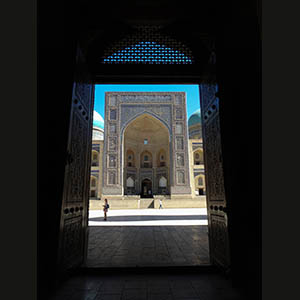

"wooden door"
[57,46,94,273]
[200,83,230,271]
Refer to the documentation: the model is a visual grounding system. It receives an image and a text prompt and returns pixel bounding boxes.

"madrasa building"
[89,92,206,209]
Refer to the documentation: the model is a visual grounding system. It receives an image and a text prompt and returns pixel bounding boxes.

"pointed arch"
[140,150,153,168]
[159,176,167,187]
[121,111,171,136]
[126,176,134,187]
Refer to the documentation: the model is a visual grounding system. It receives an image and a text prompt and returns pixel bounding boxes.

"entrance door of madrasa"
[58,84,231,275]
[141,178,152,198]
[56,37,231,278]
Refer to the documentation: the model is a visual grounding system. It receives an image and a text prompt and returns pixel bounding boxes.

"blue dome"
[93,120,104,129]
[93,110,104,129]
[188,108,201,127]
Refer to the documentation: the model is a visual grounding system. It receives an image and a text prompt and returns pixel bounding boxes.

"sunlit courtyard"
[87,208,210,268]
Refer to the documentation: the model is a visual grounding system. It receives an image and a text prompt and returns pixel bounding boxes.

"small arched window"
[92,151,99,166]
[127,150,135,167]
[141,151,152,168]
[198,177,204,186]
[157,149,166,167]
[194,151,203,165]
[91,178,97,187]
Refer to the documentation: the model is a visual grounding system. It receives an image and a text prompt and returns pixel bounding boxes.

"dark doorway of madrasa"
[38,1,261,299]
[141,179,153,198]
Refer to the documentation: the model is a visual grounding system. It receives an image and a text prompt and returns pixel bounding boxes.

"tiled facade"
[90,93,205,201]
[90,127,104,199]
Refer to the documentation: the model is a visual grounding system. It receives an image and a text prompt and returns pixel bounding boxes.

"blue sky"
[94,84,200,121]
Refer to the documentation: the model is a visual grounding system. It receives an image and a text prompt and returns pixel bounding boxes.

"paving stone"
[122,289,147,300]
[148,285,172,294]
[51,273,244,300]
[171,288,199,299]
[147,294,174,300]
[94,294,122,300]
[124,280,147,289]
[98,282,125,294]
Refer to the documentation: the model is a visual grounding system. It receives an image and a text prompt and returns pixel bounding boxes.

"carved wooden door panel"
[200,84,230,271]
[57,68,94,272]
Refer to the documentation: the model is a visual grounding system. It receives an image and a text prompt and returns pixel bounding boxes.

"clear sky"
[94,84,200,121]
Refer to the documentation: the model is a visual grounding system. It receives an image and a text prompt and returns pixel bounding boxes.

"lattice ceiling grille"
[101,25,194,65]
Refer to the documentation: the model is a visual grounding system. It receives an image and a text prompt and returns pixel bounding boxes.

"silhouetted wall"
[38,1,261,299]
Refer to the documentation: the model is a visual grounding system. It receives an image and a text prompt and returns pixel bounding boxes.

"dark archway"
[38,2,261,299]
[141,178,152,198]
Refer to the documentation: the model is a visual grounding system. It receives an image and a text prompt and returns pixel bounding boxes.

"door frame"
[141,178,153,198]
[86,76,222,268]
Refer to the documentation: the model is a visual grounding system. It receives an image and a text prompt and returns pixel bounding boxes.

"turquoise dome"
[188,108,201,127]
[93,110,104,129]
[93,120,104,129]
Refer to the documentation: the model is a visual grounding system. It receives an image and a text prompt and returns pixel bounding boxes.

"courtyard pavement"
[87,208,210,268]
[51,272,243,300]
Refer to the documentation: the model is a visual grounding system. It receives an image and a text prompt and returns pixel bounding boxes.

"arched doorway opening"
[141,178,152,198]
[86,90,210,269]
[38,1,261,298]
[56,27,229,282]
[123,113,170,196]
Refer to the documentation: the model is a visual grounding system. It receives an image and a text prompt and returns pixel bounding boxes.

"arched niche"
[159,176,167,187]
[126,149,135,167]
[157,149,167,167]
[90,176,97,187]
[91,150,99,166]
[123,113,170,195]
[195,175,205,187]
[140,150,153,168]
[126,176,134,187]
[90,175,98,198]
[193,149,203,165]
[194,174,206,196]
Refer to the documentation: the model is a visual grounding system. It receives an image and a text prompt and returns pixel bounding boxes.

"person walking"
[159,199,163,209]
[103,198,109,221]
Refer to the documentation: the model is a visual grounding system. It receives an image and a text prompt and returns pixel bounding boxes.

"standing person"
[103,198,109,221]
[159,199,163,209]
